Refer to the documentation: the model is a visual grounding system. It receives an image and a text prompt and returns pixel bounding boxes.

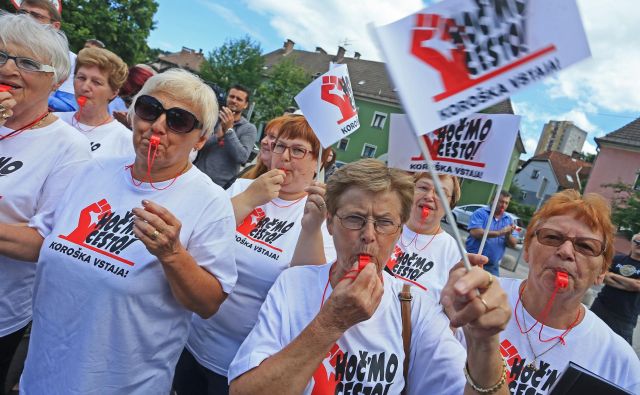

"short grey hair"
[0,12,70,86]
[129,68,219,138]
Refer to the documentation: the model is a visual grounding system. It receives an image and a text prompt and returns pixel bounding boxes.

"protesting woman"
[14,68,238,394]
[240,115,289,180]
[176,115,335,394]
[0,13,90,392]
[55,47,133,158]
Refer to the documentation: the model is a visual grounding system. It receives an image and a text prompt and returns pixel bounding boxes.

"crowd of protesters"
[1,3,639,395]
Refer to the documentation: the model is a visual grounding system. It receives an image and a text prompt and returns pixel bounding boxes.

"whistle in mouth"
[150,135,161,146]
[421,207,430,221]
[358,255,371,271]
[555,272,569,288]
[0,84,12,92]
[77,96,88,107]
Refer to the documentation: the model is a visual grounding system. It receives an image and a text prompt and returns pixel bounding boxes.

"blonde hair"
[129,68,219,138]
[75,47,129,91]
[326,159,414,224]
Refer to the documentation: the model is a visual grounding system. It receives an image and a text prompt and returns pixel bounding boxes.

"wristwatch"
[225,128,234,136]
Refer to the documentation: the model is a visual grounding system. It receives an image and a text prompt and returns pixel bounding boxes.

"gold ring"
[151,229,159,240]
[478,296,490,312]
[487,272,494,287]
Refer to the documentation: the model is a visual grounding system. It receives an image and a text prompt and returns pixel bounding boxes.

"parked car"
[444,204,526,243]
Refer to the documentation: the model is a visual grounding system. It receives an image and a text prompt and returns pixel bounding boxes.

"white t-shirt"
[187,178,337,376]
[228,264,467,395]
[21,157,237,394]
[0,118,90,337]
[55,111,134,158]
[499,277,640,394]
[386,225,462,299]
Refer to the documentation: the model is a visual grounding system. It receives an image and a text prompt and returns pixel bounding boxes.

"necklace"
[269,195,306,208]
[400,224,440,251]
[0,111,50,141]
[520,302,565,372]
[72,112,112,134]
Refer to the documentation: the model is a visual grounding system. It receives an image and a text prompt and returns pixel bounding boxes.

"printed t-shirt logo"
[500,338,560,394]
[0,156,24,177]
[386,244,433,291]
[57,199,139,267]
[236,207,295,252]
[311,343,400,394]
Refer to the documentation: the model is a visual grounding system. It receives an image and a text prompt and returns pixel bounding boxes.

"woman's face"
[74,65,118,110]
[270,136,317,195]
[524,214,606,295]
[131,91,206,173]
[0,43,55,115]
[260,127,278,167]
[409,176,453,228]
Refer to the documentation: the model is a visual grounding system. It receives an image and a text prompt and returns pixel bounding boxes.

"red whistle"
[357,255,371,271]
[150,135,161,146]
[555,272,568,288]
[421,206,430,221]
[0,84,12,92]
[77,96,87,107]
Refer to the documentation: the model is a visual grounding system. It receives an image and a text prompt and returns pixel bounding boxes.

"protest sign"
[388,113,520,185]
[372,0,590,133]
[295,64,360,148]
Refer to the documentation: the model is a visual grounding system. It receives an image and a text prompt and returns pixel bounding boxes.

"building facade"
[534,120,587,156]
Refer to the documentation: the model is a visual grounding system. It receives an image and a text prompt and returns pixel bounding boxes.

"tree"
[603,181,640,238]
[199,36,264,93]
[0,0,158,65]
[252,59,311,125]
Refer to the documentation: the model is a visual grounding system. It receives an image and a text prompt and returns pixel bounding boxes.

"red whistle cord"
[127,135,186,191]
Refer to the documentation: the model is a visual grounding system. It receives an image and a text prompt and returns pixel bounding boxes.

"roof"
[263,47,516,115]
[595,117,640,149]
[521,151,591,189]
[157,47,205,73]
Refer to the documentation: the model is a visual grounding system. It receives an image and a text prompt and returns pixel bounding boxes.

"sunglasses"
[633,239,640,246]
[535,228,605,257]
[134,95,202,134]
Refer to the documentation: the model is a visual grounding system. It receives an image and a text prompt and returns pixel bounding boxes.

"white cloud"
[198,0,268,44]
[524,138,538,154]
[241,0,424,60]
[583,140,597,155]
[545,0,640,112]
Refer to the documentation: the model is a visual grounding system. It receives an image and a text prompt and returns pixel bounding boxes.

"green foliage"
[603,181,640,239]
[508,200,535,227]
[1,0,158,65]
[199,36,264,93]
[252,58,311,125]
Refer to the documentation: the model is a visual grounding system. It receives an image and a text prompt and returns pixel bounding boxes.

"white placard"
[295,64,360,148]
[388,113,520,185]
[373,0,590,133]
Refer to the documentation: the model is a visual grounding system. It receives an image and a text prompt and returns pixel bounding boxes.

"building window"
[531,169,539,179]
[634,172,640,191]
[337,138,349,151]
[521,191,527,200]
[371,111,387,129]
[361,143,377,158]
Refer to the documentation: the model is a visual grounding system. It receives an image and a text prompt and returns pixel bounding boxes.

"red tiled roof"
[528,151,592,189]
[596,117,640,149]
[158,48,205,72]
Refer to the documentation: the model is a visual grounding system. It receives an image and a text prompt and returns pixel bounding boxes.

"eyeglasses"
[271,142,311,159]
[535,228,605,257]
[0,50,55,73]
[415,182,452,202]
[633,239,640,246]
[17,9,52,23]
[336,214,401,235]
[134,95,202,134]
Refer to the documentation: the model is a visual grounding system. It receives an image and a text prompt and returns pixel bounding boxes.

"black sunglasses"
[134,94,202,134]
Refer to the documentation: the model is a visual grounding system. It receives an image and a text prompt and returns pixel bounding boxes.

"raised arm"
[231,169,285,227]
[291,182,328,266]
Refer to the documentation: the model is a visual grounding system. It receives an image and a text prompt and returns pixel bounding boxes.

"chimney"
[315,46,327,55]
[354,51,361,59]
[571,151,581,160]
[283,39,295,55]
[334,46,346,63]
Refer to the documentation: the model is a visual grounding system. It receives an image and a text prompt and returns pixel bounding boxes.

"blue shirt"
[465,207,515,273]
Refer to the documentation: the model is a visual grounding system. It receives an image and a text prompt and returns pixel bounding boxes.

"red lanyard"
[127,135,187,191]
[0,111,50,141]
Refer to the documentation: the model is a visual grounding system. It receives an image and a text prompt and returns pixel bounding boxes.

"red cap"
[358,255,371,271]
[0,84,12,92]
[150,135,161,146]
[555,272,569,288]
[77,96,88,107]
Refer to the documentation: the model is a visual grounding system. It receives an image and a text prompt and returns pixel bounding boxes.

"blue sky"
[148,0,640,158]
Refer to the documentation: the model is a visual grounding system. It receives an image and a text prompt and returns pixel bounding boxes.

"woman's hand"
[132,200,185,261]
[301,181,327,231]
[246,169,286,207]
[0,91,17,127]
